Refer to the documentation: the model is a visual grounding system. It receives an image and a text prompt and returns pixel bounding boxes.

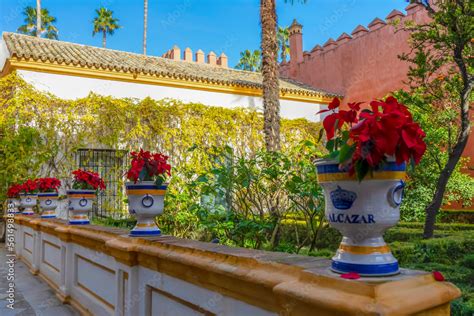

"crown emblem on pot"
[330,186,357,210]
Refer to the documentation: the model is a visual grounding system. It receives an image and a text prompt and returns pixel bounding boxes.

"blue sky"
[0,0,407,66]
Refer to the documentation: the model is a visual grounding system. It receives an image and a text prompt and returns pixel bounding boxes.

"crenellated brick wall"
[281,3,474,191]
[280,4,430,103]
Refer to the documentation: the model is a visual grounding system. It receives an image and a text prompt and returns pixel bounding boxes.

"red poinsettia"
[127,149,171,184]
[7,184,23,198]
[19,179,39,194]
[319,96,426,180]
[72,169,106,191]
[37,177,62,193]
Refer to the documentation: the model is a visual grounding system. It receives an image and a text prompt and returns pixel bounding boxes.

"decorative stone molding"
[11,215,461,316]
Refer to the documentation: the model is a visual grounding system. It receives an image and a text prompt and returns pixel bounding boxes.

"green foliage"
[394,90,474,221]
[17,6,59,39]
[159,142,326,251]
[235,49,262,72]
[0,72,322,209]
[398,0,473,237]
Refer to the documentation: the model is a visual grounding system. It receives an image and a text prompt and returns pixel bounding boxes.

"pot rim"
[66,189,96,194]
[125,180,169,186]
[314,156,400,166]
[38,192,59,196]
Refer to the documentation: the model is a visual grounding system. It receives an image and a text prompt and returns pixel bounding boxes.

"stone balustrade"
[10,215,461,315]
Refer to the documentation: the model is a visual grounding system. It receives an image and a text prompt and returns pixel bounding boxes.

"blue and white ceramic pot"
[8,198,21,214]
[19,193,37,216]
[66,189,95,225]
[316,159,406,276]
[126,181,167,237]
[38,192,59,219]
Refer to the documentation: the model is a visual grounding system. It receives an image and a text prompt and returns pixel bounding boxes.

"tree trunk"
[260,0,281,152]
[102,30,106,48]
[423,77,472,238]
[143,0,148,55]
[36,0,41,37]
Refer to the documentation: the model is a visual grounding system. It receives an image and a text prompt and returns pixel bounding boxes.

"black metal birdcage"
[75,148,127,218]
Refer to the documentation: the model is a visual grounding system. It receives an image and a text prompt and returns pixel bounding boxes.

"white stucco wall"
[17,70,325,122]
[0,40,9,71]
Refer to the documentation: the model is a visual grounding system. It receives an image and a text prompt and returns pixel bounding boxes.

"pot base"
[41,210,56,219]
[331,260,399,276]
[129,228,161,237]
[69,220,90,225]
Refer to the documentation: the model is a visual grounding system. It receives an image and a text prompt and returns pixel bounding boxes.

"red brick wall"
[280,4,473,209]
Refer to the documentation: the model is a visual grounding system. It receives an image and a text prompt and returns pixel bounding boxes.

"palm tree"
[92,7,121,48]
[36,0,41,38]
[235,50,262,72]
[260,0,280,152]
[143,0,148,55]
[277,26,290,62]
[17,6,59,39]
[260,0,305,152]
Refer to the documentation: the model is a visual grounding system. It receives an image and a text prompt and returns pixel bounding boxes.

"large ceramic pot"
[126,181,167,237]
[19,193,37,216]
[66,189,96,225]
[315,159,406,276]
[8,198,21,214]
[38,192,59,219]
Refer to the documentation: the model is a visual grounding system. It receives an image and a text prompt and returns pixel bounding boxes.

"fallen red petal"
[433,271,445,281]
[340,272,360,280]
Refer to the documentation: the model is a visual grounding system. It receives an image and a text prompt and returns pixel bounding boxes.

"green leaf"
[355,160,369,182]
[329,150,339,160]
[326,139,335,152]
[338,144,355,163]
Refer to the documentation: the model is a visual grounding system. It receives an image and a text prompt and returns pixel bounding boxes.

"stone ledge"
[13,215,461,315]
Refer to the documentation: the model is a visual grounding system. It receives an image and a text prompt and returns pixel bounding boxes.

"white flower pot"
[126,181,167,237]
[66,190,96,225]
[38,192,59,219]
[316,159,406,276]
[19,194,37,215]
[8,198,21,214]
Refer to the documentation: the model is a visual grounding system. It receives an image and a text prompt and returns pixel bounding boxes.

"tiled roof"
[2,32,340,98]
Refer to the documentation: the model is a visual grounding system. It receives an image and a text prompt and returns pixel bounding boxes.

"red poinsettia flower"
[19,179,39,194]
[317,97,341,115]
[37,177,62,193]
[72,169,106,191]
[433,271,445,282]
[126,149,172,183]
[319,96,427,180]
[7,184,23,198]
[340,272,361,280]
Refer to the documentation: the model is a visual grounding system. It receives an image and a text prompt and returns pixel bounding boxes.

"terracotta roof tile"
[2,32,341,98]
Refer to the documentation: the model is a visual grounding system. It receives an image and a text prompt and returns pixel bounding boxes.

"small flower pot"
[66,190,96,225]
[126,181,167,237]
[8,198,21,214]
[316,159,406,276]
[38,192,59,219]
[19,194,38,215]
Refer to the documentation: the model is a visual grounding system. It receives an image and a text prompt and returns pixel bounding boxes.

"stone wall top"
[14,215,461,315]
